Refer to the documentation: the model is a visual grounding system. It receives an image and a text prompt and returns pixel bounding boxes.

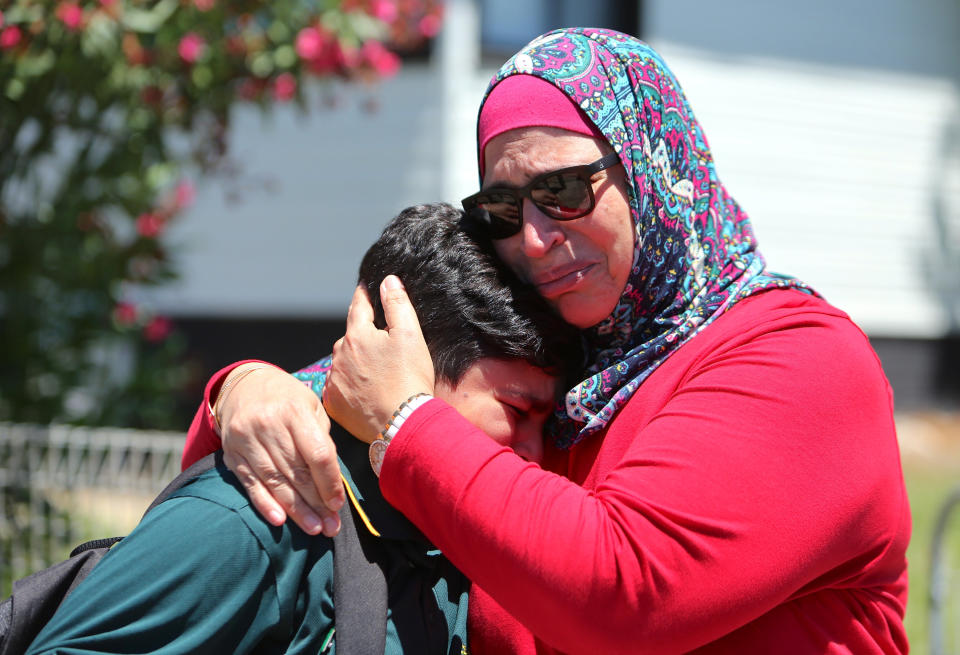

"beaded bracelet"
[368,393,433,477]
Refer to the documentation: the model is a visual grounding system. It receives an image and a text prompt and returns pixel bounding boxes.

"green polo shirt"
[27,431,470,654]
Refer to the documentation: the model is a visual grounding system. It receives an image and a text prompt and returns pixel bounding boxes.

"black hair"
[358,203,583,387]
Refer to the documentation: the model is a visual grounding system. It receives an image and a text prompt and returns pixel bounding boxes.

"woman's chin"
[554,292,619,330]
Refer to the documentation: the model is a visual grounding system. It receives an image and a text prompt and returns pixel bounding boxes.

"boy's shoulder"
[168,463,258,512]
[163,464,334,560]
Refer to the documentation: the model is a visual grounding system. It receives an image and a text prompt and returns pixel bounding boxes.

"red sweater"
[183,290,910,654]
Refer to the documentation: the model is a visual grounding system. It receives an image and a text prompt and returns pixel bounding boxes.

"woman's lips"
[532,263,596,297]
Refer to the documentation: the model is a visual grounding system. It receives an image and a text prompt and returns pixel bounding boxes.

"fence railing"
[930,485,960,655]
[0,423,185,596]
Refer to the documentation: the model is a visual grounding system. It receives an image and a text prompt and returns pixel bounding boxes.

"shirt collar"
[333,423,429,544]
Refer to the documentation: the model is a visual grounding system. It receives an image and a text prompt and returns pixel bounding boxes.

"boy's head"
[358,203,582,461]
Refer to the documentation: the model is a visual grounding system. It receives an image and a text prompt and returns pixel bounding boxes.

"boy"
[27,203,580,654]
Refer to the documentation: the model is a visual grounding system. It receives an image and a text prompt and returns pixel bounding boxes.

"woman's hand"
[324,276,435,443]
[217,364,345,536]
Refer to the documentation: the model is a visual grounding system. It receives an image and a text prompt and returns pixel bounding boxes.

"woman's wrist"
[211,362,278,435]
[368,393,434,476]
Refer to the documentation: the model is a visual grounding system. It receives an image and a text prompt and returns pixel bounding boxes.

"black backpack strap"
[332,498,388,654]
[0,451,221,655]
[144,451,221,517]
[0,545,112,655]
[69,537,124,558]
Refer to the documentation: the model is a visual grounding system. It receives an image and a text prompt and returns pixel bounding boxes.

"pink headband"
[477,75,604,179]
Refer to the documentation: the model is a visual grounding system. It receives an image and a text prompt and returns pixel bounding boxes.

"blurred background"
[1,0,959,650]
[149,0,960,417]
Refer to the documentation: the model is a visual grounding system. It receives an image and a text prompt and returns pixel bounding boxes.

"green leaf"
[121,0,180,34]
[274,44,297,69]
[191,65,214,89]
[3,4,44,24]
[15,51,56,79]
[344,10,389,41]
[128,107,153,131]
[82,13,122,59]
[145,163,177,192]
[250,51,275,77]
[4,78,25,101]
[267,19,291,44]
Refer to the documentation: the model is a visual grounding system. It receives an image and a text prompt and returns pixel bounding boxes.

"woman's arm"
[183,359,345,536]
[324,279,909,654]
[182,361,257,468]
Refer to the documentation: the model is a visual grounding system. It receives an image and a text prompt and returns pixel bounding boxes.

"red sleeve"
[181,359,267,469]
[378,305,909,654]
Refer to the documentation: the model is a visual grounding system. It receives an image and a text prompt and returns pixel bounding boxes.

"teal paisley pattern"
[478,28,816,448]
[293,354,331,397]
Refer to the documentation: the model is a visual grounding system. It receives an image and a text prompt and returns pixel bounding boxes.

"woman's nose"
[519,200,565,258]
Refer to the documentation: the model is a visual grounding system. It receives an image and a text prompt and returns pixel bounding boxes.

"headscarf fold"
[476,28,816,449]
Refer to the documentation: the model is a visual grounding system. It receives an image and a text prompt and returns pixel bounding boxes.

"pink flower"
[144,316,173,342]
[193,0,216,10]
[174,180,195,209]
[178,32,206,64]
[113,302,138,327]
[370,0,397,22]
[294,26,325,61]
[298,26,351,74]
[418,13,441,38]
[272,73,297,102]
[0,11,5,28]
[0,25,22,50]
[361,40,400,77]
[56,3,84,31]
[136,212,163,238]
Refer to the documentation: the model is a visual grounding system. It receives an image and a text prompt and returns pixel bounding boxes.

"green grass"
[904,459,960,654]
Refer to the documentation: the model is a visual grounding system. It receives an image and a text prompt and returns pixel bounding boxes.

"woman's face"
[484,127,635,329]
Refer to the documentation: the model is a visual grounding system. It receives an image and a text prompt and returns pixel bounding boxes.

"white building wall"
[644,0,960,338]
[648,49,960,337]
[147,0,960,338]
[145,67,453,318]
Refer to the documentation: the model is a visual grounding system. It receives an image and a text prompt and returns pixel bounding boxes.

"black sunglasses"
[461,152,622,239]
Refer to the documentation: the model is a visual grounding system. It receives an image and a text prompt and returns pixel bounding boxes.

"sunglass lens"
[471,192,521,238]
[531,173,591,219]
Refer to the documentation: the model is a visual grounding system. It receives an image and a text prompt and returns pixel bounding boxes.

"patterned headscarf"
[477,28,815,449]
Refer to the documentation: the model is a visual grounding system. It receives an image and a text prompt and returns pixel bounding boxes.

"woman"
[187,28,909,653]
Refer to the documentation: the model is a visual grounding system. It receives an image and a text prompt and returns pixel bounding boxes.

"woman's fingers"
[379,275,435,390]
[300,403,346,506]
[224,422,342,536]
[284,404,344,535]
[379,275,421,335]
[345,283,374,329]
[221,450,288,527]
[218,365,345,536]
[324,275,436,444]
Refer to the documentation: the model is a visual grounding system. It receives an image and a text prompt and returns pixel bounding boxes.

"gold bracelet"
[212,364,274,434]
